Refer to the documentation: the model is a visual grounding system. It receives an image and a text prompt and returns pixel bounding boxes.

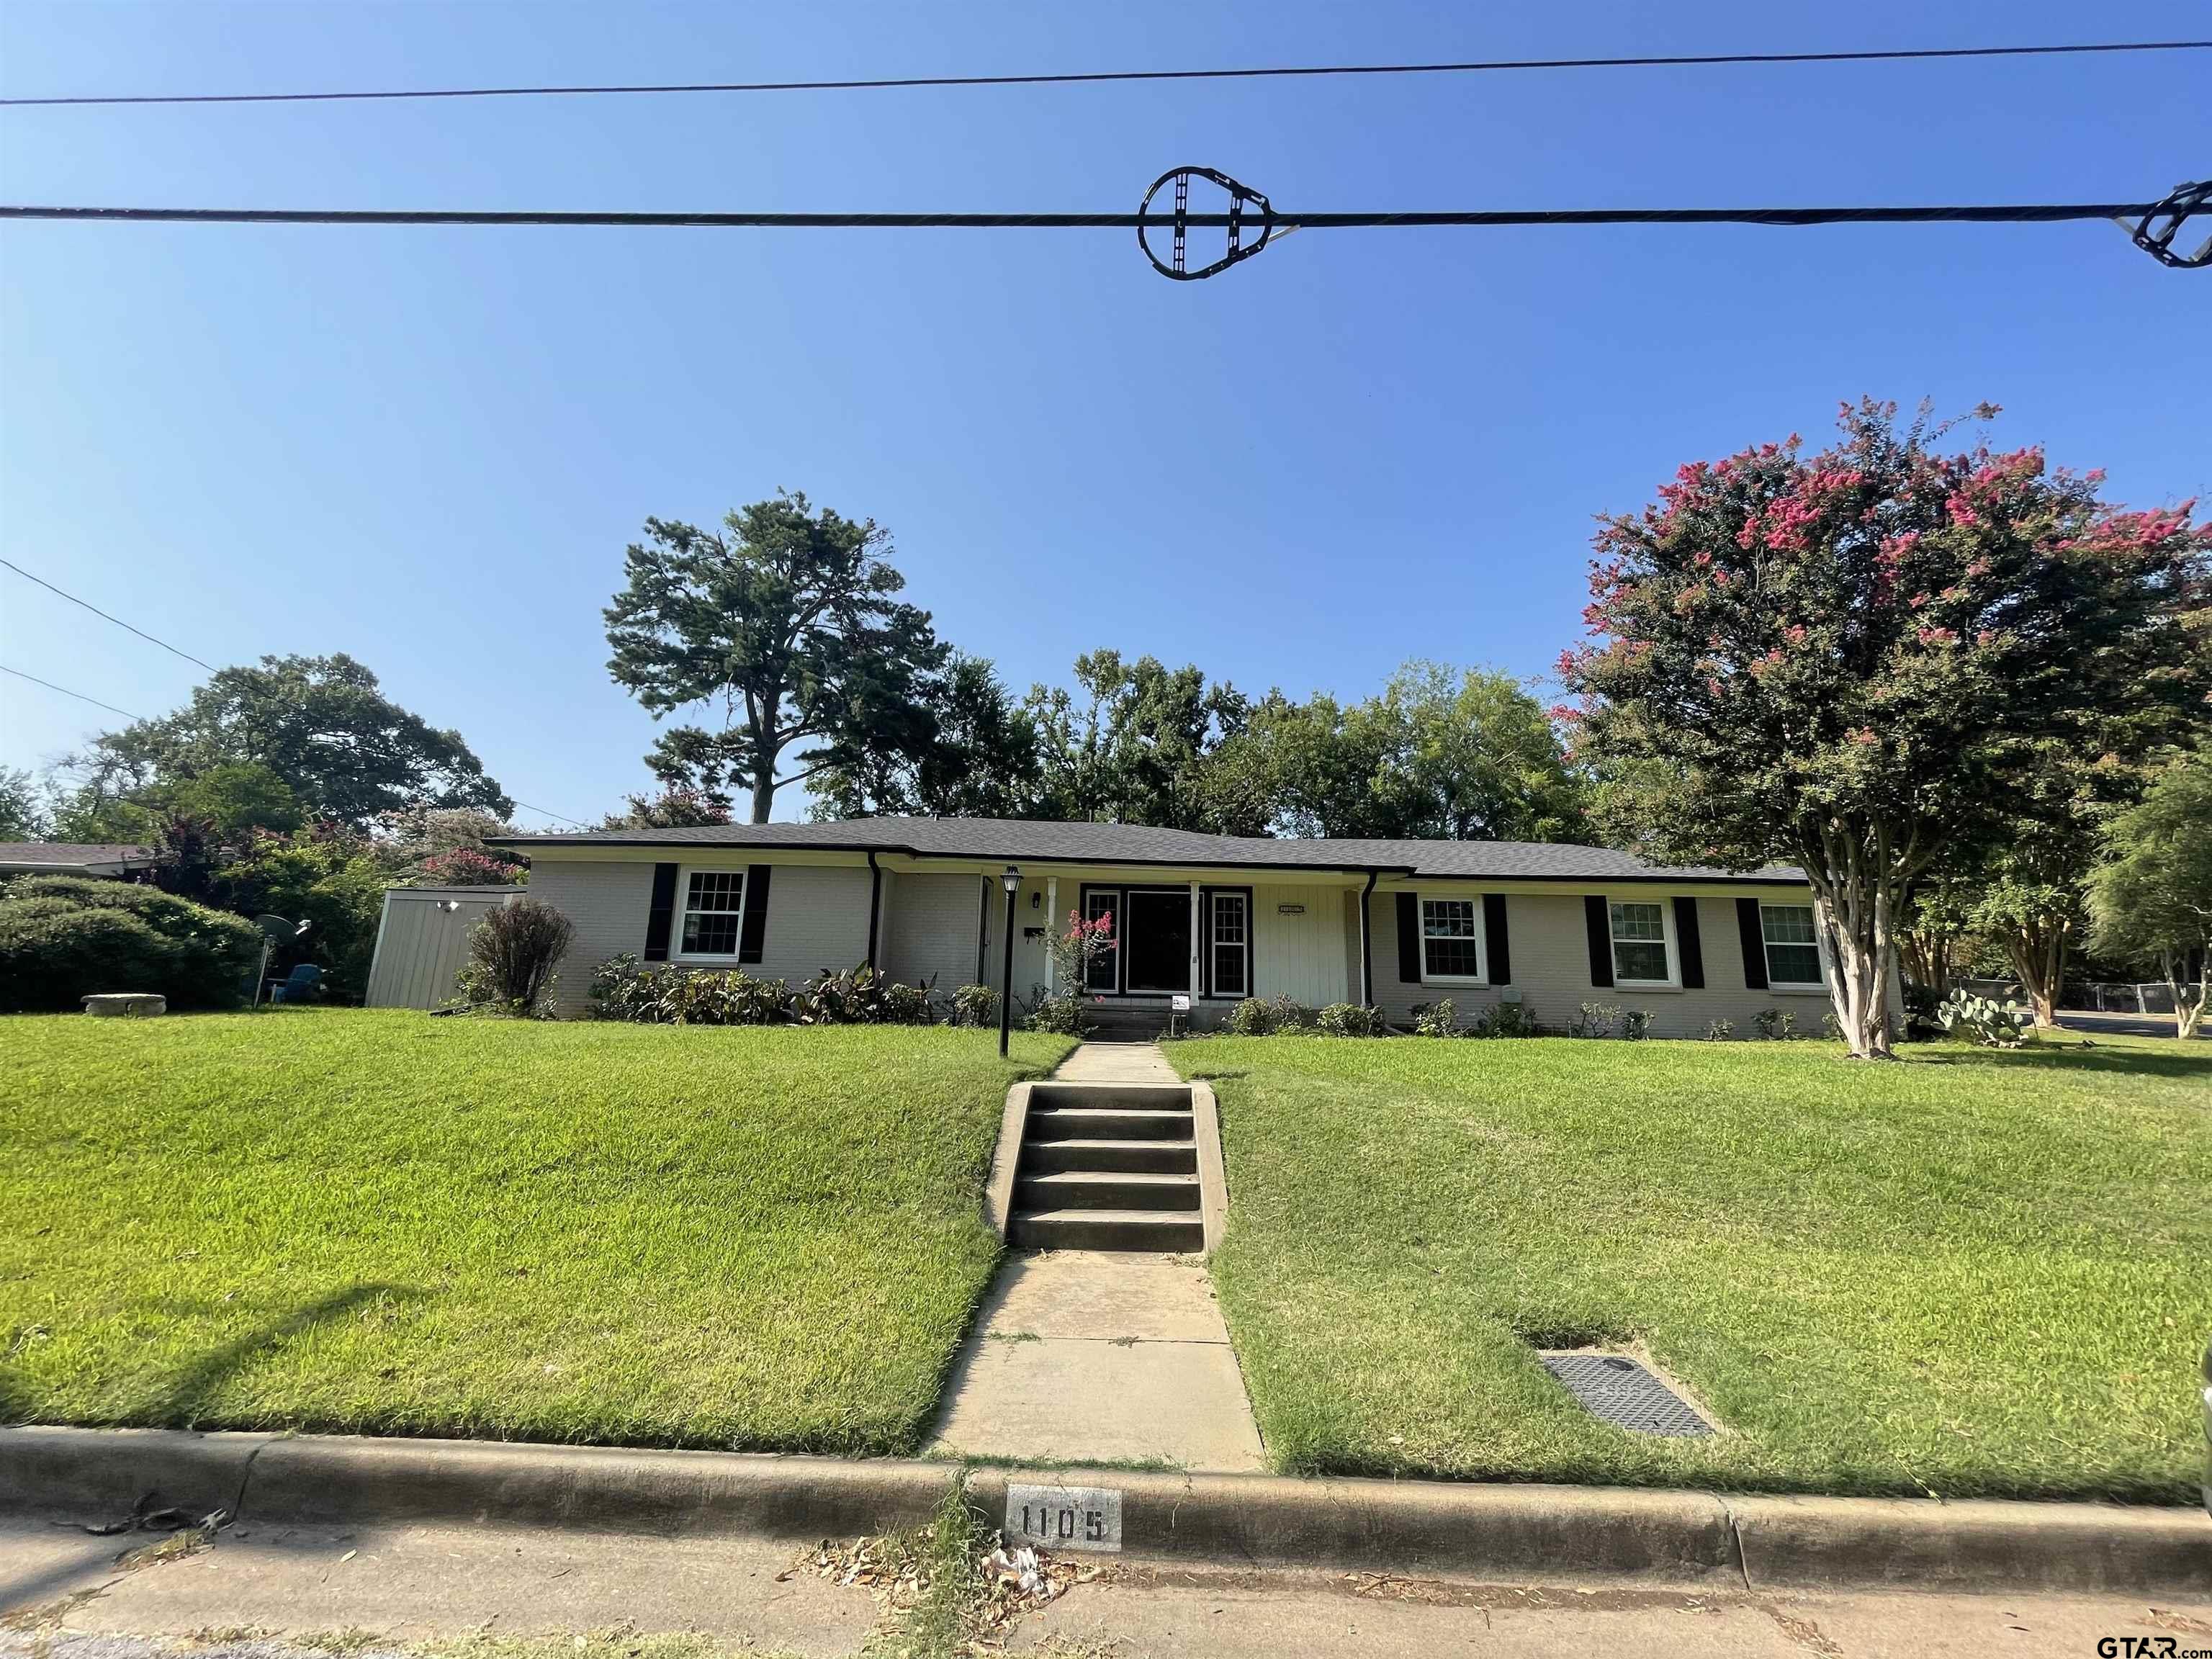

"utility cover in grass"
[1541,1353,1714,1437]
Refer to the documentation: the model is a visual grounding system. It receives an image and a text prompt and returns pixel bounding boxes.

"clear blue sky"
[2,1,2206,830]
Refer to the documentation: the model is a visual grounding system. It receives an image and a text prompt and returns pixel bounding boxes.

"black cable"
[4,39,2207,107]
[0,662,145,721]
[0,556,218,671]
[0,200,2164,230]
[511,800,592,830]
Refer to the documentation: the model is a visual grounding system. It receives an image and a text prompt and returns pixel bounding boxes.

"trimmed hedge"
[0,876,264,1012]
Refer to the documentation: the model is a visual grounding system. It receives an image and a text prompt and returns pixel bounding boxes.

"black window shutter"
[1583,896,1615,987]
[1736,897,1768,989]
[644,863,678,961]
[1483,894,1511,985]
[1395,892,1423,983]
[1673,896,1705,989]
[738,865,772,963]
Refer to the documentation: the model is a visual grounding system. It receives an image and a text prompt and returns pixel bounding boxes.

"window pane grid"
[1762,904,1821,984]
[1609,901,1670,983]
[1084,895,1119,989]
[1421,899,1483,980]
[680,870,745,956]
[1210,894,1247,996]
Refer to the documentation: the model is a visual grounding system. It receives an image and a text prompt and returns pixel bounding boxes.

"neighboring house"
[492,818,1848,1035]
[0,842,157,881]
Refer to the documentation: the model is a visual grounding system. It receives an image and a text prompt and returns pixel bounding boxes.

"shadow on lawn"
[1915,1043,2212,1085]
[148,1282,417,1426]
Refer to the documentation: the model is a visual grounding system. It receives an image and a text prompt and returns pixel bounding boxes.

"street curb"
[3,1427,2206,1593]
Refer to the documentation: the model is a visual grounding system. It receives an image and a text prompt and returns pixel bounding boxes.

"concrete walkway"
[1053,1040,1182,1082]
[928,1250,1267,1471]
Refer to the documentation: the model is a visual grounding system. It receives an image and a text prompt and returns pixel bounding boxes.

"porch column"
[1359,872,1377,1005]
[1190,882,1201,994]
[1045,875,1058,992]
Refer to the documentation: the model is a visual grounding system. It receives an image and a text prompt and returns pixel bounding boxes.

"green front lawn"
[1,1011,1074,1453]
[1168,1033,2212,1502]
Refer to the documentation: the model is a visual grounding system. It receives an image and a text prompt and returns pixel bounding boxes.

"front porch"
[976,868,1365,1028]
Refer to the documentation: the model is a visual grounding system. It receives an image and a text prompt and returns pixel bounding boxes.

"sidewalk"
[1052,1040,1182,1083]
[927,1249,1267,1470]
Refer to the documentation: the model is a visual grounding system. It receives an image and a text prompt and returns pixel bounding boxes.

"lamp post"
[998,865,1021,1057]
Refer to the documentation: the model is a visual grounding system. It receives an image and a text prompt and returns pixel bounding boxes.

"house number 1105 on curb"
[1004,1483,1122,1552]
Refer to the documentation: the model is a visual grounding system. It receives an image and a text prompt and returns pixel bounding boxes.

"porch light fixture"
[998,866,1021,1056]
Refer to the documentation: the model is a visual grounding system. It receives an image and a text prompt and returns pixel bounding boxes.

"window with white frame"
[679,868,745,956]
[1210,891,1249,997]
[1608,900,1673,984]
[1761,903,1823,986]
[1082,890,1120,992]
[1420,897,1485,981]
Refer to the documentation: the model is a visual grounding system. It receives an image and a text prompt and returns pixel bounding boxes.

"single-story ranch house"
[495,819,1852,1035]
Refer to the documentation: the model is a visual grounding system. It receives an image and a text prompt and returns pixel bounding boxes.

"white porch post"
[1045,876,1058,992]
[1189,881,1201,994]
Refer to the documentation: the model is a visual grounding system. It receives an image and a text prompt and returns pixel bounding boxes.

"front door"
[1123,889,1191,993]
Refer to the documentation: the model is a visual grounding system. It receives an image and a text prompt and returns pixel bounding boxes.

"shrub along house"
[495,819,1850,1035]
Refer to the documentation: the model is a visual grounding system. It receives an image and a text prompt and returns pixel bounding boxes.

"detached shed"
[365,885,518,1010]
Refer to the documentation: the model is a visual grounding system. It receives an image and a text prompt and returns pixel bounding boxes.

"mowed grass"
[1,1011,1074,1453]
[1166,1033,2212,1501]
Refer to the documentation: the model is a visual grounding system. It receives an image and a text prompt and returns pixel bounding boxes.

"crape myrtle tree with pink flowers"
[1557,399,2208,1059]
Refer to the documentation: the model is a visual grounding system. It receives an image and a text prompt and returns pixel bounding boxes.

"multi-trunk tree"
[1559,399,2208,1058]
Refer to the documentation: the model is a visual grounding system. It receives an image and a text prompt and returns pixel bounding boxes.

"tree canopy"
[1560,398,2208,1056]
[2087,752,2212,1039]
[604,492,945,822]
[61,653,510,832]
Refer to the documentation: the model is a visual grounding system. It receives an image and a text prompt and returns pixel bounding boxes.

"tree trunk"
[2166,946,2209,1041]
[2004,919,2067,1028]
[749,774,775,824]
[1800,821,1915,1061]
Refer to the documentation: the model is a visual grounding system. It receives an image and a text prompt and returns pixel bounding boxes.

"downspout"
[1359,870,1378,1007]
[865,850,882,972]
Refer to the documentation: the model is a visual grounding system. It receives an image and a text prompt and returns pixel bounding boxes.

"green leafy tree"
[67,654,508,830]
[598,785,733,831]
[603,492,945,822]
[1197,665,1586,841]
[163,762,302,840]
[0,768,45,840]
[1956,748,2161,1026]
[1560,400,2208,1058]
[1025,651,1245,829]
[812,653,1043,820]
[2087,753,2212,1040]
[215,827,390,999]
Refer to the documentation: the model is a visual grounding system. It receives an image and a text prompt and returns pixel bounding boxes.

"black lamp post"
[998,865,1021,1056]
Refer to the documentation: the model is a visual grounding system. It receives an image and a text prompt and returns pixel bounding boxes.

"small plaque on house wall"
[1277,903,1305,914]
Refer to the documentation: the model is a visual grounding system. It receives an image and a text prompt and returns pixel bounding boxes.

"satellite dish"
[255,913,313,941]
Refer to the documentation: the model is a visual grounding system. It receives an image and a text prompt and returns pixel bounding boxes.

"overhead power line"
[0,556,218,671]
[4,166,2203,279]
[0,197,2171,229]
[0,662,145,721]
[4,37,2206,107]
[511,799,591,830]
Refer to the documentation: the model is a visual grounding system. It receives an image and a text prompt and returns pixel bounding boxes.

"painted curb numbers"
[1005,1482,1122,1552]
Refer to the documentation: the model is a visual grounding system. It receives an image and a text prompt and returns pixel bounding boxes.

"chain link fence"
[1956,976,2205,1015]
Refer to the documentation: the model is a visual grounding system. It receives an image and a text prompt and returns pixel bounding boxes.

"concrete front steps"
[1011,1082,1204,1252]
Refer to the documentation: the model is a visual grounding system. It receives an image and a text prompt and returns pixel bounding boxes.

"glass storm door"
[1123,889,1192,993]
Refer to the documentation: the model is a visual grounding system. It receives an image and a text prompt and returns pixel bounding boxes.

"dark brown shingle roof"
[490,817,1802,884]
